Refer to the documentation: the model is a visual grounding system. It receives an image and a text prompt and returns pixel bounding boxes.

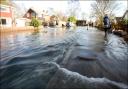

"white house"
[16,18,30,27]
[0,4,14,27]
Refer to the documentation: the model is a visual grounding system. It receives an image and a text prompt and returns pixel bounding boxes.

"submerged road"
[0,27,128,89]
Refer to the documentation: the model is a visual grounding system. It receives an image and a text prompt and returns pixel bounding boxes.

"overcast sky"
[13,0,127,20]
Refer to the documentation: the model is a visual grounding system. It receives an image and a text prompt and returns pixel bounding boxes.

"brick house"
[0,4,14,27]
[23,8,37,19]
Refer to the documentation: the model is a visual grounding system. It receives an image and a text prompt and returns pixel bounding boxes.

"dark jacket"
[103,16,110,28]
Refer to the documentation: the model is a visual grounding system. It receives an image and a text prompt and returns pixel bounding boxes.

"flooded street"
[0,27,128,89]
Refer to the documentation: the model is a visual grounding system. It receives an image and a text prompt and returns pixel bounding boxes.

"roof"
[27,8,37,14]
[23,8,38,18]
[115,17,122,21]
[122,10,128,19]
[24,7,43,16]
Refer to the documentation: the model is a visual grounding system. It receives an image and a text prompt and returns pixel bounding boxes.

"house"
[0,4,14,27]
[115,10,128,23]
[23,8,51,25]
[42,10,51,22]
[76,20,87,26]
[15,18,31,27]
[18,8,38,27]
[122,10,128,32]
[113,10,128,31]
[23,8,37,19]
[115,17,122,23]
[23,8,67,27]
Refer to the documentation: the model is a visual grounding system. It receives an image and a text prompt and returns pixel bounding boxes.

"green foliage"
[68,16,77,23]
[123,19,128,25]
[30,17,41,28]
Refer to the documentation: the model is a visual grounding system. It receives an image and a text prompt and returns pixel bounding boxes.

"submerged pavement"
[0,27,128,89]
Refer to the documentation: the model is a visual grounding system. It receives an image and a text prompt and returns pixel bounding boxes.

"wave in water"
[47,68,128,89]
[0,27,128,89]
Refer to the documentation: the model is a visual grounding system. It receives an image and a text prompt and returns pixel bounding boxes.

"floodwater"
[0,27,128,89]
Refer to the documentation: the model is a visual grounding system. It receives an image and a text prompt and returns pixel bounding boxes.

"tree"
[91,0,120,27]
[81,12,85,20]
[68,16,77,23]
[67,0,81,17]
[55,11,68,22]
[30,17,41,29]
[1,0,11,5]
[123,19,128,25]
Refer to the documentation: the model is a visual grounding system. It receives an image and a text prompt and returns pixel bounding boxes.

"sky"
[13,0,127,20]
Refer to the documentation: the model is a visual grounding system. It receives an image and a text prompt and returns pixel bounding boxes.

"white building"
[0,4,14,27]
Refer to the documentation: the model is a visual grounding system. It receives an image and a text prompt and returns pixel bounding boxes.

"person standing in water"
[103,14,111,37]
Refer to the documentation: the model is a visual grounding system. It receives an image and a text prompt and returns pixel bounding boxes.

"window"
[0,7,6,11]
[1,19,6,25]
[0,6,10,12]
[32,12,36,17]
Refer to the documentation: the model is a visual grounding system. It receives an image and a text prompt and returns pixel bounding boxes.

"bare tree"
[55,11,67,21]
[91,0,120,26]
[81,12,87,20]
[67,0,81,17]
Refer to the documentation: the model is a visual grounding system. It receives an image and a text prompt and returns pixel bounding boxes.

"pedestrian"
[87,23,89,30]
[103,14,111,37]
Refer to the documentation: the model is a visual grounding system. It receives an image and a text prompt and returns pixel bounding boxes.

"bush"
[30,17,41,28]
[122,19,128,32]
[68,16,77,23]
[123,19,128,25]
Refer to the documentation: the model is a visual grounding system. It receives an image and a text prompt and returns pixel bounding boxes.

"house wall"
[0,4,13,27]
[58,21,66,27]
[15,18,31,27]
[0,17,12,27]
[23,9,37,19]
[43,15,50,22]
[16,19,26,27]
[24,12,30,19]
[0,4,12,17]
